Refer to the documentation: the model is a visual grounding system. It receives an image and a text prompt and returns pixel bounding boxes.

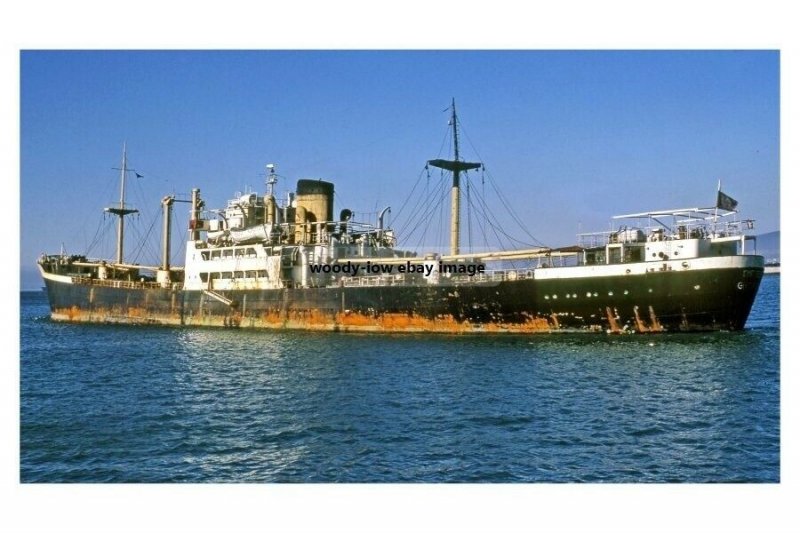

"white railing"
[579,217,756,248]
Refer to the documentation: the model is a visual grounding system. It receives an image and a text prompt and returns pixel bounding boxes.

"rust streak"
[633,305,648,333]
[606,306,621,333]
[648,305,663,332]
[52,306,555,334]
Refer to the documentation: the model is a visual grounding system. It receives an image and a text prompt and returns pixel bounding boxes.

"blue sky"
[20,50,779,288]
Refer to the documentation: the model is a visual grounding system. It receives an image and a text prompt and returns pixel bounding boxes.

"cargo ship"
[37,102,764,333]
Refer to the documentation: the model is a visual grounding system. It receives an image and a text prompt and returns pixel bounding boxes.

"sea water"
[20,275,779,482]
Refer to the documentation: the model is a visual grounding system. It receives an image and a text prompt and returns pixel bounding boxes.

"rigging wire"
[85,215,115,257]
[467,182,514,250]
[79,162,123,256]
[410,165,434,250]
[128,211,158,265]
[388,106,551,254]
[76,150,187,266]
[395,108,456,251]
[408,174,440,250]
[408,171,448,251]
[393,121,452,235]
[396,166,444,240]
[464,173,492,251]
[460,118,548,248]
[464,180,519,268]
[391,166,429,223]
[484,169,547,247]
[469,178,543,248]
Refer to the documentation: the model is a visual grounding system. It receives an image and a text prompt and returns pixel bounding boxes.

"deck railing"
[71,276,179,290]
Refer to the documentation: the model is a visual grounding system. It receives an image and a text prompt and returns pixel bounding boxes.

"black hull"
[43,264,763,333]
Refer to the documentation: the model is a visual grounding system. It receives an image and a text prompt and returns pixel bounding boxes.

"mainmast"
[104,143,139,264]
[427,99,481,256]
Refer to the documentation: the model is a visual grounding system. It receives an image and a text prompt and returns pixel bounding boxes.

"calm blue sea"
[20,275,779,482]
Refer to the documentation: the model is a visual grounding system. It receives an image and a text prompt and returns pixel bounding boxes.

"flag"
[716,190,738,211]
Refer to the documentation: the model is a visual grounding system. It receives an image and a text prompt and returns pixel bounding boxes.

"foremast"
[104,142,139,264]
[427,99,481,256]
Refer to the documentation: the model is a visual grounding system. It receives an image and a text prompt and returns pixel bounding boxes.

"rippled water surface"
[20,276,779,482]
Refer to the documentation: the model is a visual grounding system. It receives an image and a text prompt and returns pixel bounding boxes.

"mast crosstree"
[104,142,139,264]
[427,99,481,256]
